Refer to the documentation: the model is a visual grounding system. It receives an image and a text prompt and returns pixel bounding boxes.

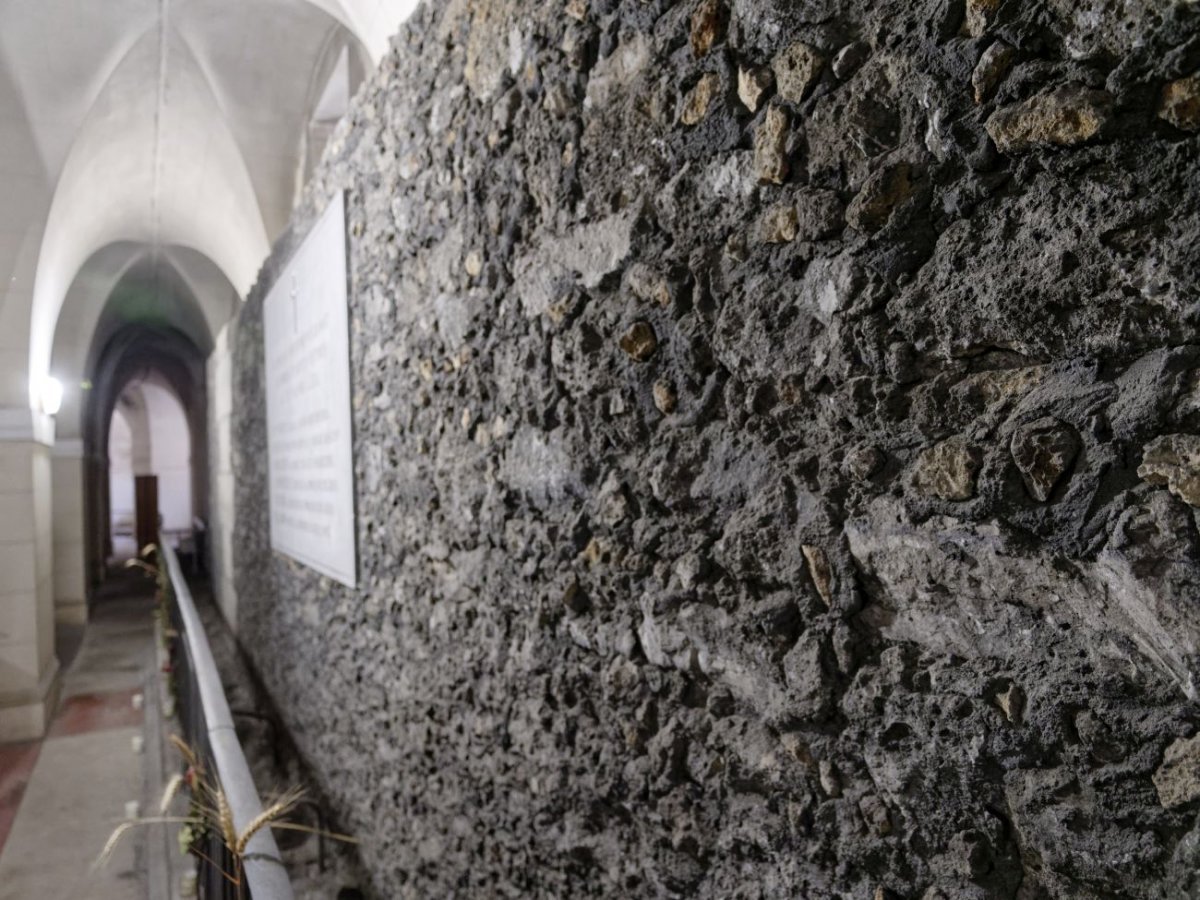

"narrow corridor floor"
[0,575,156,900]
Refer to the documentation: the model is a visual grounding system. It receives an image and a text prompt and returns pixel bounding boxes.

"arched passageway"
[81,323,209,598]
[105,376,193,564]
[47,245,233,624]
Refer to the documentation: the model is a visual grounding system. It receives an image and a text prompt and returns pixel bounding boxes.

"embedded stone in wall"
[680,73,719,126]
[737,66,772,113]
[1010,418,1078,502]
[782,632,833,719]
[795,189,845,241]
[463,0,517,101]
[846,162,913,232]
[753,105,790,183]
[772,42,824,104]
[972,40,1016,104]
[1139,433,1200,507]
[653,380,677,414]
[619,321,658,361]
[584,32,650,109]
[625,262,671,307]
[911,437,982,501]
[512,207,641,317]
[993,681,1025,725]
[985,85,1113,153]
[845,445,885,481]
[964,0,1001,37]
[689,0,725,57]
[801,545,834,607]
[543,82,576,118]
[1159,71,1200,132]
[758,203,798,243]
[1154,733,1200,808]
[831,42,869,80]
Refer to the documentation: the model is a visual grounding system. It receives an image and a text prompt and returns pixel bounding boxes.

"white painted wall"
[50,443,87,624]
[0,414,59,741]
[107,378,192,550]
[143,381,192,533]
[107,406,134,534]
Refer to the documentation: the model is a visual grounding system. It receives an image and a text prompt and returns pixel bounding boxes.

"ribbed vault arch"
[19,0,375,406]
[50,242,237,442]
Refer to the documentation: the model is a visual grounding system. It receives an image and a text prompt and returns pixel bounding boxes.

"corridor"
[1,0,1199,896]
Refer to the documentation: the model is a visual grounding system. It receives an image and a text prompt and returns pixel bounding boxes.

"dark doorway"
[135,475,158,552]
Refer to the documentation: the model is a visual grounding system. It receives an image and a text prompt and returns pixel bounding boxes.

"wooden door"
[134,475,159,551]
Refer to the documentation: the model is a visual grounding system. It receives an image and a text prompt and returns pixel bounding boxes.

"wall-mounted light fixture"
[39,376,64,416]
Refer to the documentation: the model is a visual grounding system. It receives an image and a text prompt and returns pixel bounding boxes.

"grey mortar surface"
[226,1,1200,896]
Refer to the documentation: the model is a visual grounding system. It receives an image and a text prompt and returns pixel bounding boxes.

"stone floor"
[0,570,156,900]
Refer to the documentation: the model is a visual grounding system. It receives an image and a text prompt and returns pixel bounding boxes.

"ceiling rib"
[152,0,170,262]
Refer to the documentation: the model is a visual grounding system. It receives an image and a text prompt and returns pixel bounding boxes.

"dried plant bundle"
[97,734,358,889]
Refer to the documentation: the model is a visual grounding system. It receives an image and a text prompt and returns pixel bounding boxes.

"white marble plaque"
[264,193,357,587]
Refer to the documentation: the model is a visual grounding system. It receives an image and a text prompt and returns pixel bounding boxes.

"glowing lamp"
[40,376,63,416]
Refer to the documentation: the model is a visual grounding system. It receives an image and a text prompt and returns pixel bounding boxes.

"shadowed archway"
[83,324,208,597]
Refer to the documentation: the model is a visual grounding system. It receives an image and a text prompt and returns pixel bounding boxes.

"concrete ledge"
[0,658,61,742]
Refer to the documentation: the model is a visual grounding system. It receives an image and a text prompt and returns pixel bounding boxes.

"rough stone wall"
[228,1,1200,897]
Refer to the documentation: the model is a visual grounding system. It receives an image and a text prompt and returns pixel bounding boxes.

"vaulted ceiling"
[0,0,418,410]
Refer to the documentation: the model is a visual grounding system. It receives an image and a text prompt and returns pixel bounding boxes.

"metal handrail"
[160,537,294,900]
